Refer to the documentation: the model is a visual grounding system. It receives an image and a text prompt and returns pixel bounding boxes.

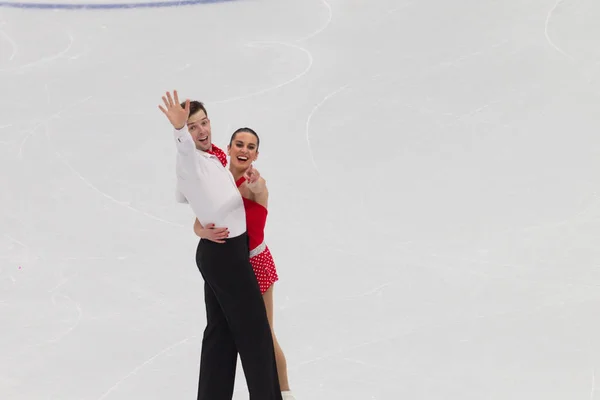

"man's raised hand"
[158,90,190,130]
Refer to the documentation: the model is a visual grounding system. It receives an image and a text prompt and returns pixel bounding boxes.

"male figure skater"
[159,90,282,400]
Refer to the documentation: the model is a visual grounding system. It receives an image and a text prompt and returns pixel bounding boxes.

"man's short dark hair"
[181,100,208,117]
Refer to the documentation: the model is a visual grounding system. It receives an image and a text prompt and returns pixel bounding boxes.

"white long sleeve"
[175,188,188,203]
[173,126,195,154]
[173,126,205,179]
[172,131,246,237]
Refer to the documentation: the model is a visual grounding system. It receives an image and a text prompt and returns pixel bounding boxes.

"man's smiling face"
[187,110,212,151]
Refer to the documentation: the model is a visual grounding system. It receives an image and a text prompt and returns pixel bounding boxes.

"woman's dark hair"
[229,127,260,149]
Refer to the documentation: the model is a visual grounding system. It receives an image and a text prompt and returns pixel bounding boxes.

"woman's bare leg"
[263,285,291,391]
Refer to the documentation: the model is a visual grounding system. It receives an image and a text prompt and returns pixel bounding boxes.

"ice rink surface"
[1,0,600,398]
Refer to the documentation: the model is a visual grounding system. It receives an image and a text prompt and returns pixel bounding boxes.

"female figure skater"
[193,127,294,400]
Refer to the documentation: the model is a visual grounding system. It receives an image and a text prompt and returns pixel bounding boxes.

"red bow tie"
[207,144,227,167]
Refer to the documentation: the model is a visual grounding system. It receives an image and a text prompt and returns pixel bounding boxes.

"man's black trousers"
[195,232,282,400]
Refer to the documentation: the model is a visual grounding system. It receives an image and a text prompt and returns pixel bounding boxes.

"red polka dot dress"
[235,176,279,294]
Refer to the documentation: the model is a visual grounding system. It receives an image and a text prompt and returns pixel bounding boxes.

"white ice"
[2,0,600,398]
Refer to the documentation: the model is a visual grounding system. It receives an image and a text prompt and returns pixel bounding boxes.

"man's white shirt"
[173,127,246,238]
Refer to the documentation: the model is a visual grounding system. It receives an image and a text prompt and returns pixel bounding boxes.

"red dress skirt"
[236,177,279,294]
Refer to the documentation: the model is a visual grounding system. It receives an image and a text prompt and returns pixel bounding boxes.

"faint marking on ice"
[21,318,81,353]
[4,233,27,248]
[45,82,52,105]
[17,95,92,159]
[210,41,313,105]
[369,1,415,25]
[280,280,394,311]
[305,84,350,170]
[303,38,511,171]
[45,294,83,344]
[17,123,43,158]
[545,0,575,61]
[96,335,197,400]
[358,282,393,297]
[446,102,498,127]
[1,234,41,269]
[295,0,332,43]
[386,1,414,15]
[592,369,597,400]
[62,255,128,261]
[290,294,594,372]
[30,86,183,228]
[48,264,79,293]
[42,123,185,228]
[341,357,389,373]
[425,251,600,291]
[375,188,599,253]
[66,44,90,61]
[0,30,75,73]
[20,280,84,349]
[519,190,599,234]
[0,29,17,60]
[175,63,191,71]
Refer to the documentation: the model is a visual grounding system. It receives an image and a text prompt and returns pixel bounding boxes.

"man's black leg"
[197,281,237,400]
[196,234,282,400]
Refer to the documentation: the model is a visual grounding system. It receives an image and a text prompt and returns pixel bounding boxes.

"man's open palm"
[159,90,190,129]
